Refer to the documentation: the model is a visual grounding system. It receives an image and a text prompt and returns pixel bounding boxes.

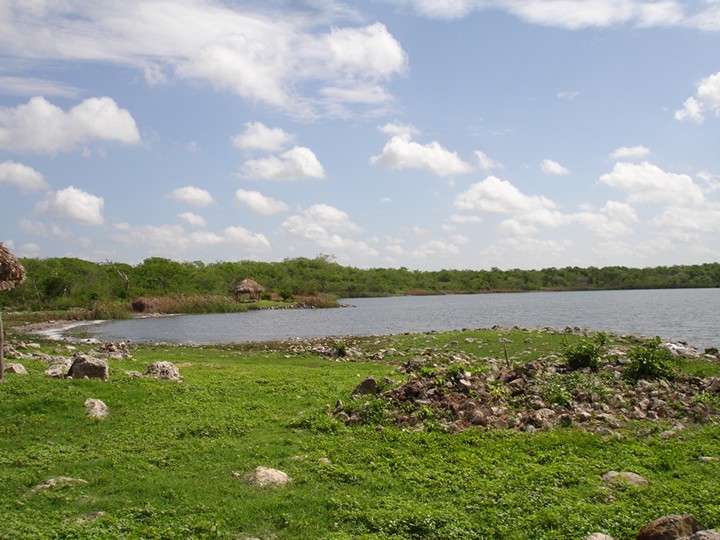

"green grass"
[1,329,718,539]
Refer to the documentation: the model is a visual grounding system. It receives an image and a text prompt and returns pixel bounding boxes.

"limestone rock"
[45,362,70,378]
[602,471,649,486]
[685,531,720,540]
[25,477,87,497]
[586,534,616,540]
[67,354,108,380]
[84,398,109,420]
[4,363,27,375]
[352,376,377,396]
[636,514,704,540]
[144,361,182,381]
[243,466,291,487]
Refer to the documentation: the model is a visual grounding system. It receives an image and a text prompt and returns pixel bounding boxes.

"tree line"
[1,255,719,311]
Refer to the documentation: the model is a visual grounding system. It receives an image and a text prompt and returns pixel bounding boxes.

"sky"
[0,0,719,271]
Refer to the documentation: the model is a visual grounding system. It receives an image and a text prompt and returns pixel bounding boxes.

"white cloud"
[599,161,705,206]
[0,96,140,153]
[223,226,271,250]
[0,76,81,98]
[475,150,503,171]
[325,22,408,79]
[36,186,105,225]
[231,122,295,152]
[168,186,216,207]
[609,145,651,160]
[455,176,557,214]
[371,134,472,177]
[280,204,376,257]
[540,159,571,176]
[652,204,720,235]
[240,146,325,180]
[556,90,580,101]
[0,3,407,117]
[379,122,420,137]
[675,71,720,123]
[177,212,207,227]
[412,240,461,259]
[0,160,49,192]
[389,0,720,30]
[675,97,704,123]
[3,241,41,258]
[111,222,269,254]
[234,189,289,215]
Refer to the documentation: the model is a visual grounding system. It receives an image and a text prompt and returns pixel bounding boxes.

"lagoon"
[69,288,720,349]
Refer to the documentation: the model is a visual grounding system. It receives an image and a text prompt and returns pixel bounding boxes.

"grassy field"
[1,328,718,539]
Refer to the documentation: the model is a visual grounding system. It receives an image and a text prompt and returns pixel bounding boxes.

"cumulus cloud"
[675,71,720,123]
[475,150,503,171]
[371,133,472,177]
[0,96,140,153]
[455,176,557,215]
[0,2,407,117]
[540,159,571,176]
[231,122,295,152]
[36,186,104,225]
[177,212,207,227]
[240,146,325,180]
[234,189,289,215]
[379,122,420,137]
[0,160,49,192]
[599,161,705,205]
[168,186,216,207]
[280,203,377,257]
[609,145,651,160]
[223,226,271,250]
[111,222,269,255]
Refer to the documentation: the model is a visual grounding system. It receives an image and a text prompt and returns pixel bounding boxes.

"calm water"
[70,289,720,349]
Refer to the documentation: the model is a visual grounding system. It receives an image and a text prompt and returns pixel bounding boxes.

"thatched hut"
[233,278,265,302]
[1,242,27,381]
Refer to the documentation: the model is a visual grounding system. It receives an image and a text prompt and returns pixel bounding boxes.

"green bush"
[564,340,600,371]
[625,337,679,381]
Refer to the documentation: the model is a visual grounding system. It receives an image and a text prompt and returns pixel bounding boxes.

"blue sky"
[1,0,718,271]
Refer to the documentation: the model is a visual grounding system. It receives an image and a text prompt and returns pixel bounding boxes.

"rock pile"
[336,350,719,433]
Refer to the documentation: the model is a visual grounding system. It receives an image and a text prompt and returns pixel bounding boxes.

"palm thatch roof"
[0,242,26,292]
[233,278,265,301]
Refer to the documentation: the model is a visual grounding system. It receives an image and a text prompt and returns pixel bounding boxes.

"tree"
[0,243,26,381]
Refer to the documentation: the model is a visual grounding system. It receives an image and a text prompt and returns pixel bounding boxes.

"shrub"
[563,340,601,371]
[625,336,679,381]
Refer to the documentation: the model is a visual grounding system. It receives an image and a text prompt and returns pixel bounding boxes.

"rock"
[44,363,70,378]
[144,361,182,381]
[698,456,719,462]
[243,466,291,487]
[4,363,27,375]
[352,376,377,396]
[124,370,143,378]
[67,354,109,380]
[685,531,720,540]
[84,398,109,419]
[586,534,616,540]
[602,471,649,486]
[24,477,87,497]
[636,514,704,540]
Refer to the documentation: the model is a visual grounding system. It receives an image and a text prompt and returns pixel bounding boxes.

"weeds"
[625,337,681,381]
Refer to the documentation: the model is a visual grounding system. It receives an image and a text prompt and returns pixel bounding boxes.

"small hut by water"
[233,278,265,302]
[1,242,27,381]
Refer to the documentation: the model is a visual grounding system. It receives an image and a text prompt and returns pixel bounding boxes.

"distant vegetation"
[1,255,719,315]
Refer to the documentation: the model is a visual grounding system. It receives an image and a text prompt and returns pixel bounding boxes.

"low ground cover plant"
[0,327,718,539]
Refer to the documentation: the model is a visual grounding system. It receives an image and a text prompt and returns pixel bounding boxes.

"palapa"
[0,242,26,292]
[1,242,27,380]
[233,278,265,302]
